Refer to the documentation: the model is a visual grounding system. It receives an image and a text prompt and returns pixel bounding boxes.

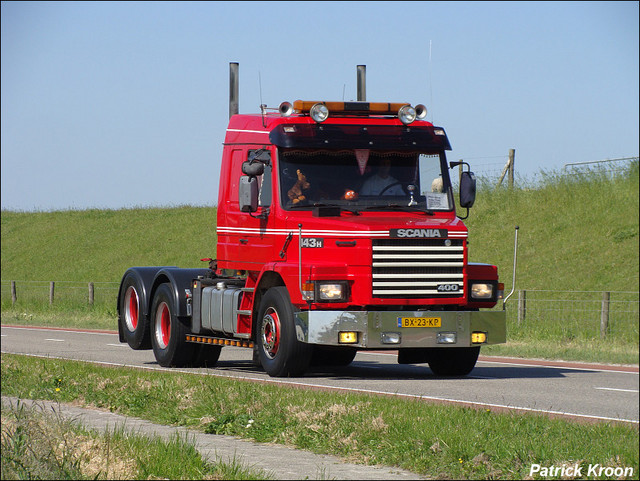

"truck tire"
[311,346,357,367]
[119,274,151,350]
[150,283,194,367]
[257,287,312,377]
[427,347,480,376]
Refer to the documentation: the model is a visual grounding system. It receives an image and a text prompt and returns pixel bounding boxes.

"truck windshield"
[278,149,453,212]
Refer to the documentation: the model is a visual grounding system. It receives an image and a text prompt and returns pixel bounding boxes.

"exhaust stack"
[357,65,366,101]
[229,62,239,119]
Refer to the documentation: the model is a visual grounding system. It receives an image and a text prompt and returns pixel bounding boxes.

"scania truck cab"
[117,64,506,377]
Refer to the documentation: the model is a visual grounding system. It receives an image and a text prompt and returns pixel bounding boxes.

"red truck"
[117,63,506,377]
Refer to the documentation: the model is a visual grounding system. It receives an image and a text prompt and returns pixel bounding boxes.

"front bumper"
[294,310,506,348]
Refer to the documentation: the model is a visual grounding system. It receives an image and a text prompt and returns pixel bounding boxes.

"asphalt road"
[1,325,638,424]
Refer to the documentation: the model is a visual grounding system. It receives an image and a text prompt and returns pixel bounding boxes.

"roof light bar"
[282,100,427,124]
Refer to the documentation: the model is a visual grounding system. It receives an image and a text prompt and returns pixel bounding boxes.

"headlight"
[471,283,494,299]
[302,281,349,302]
[310,103,329,123]
[318,282,346,301]
[398,105,417,125]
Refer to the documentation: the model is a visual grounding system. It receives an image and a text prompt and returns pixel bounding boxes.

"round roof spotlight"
[398,104,417,125]
[279,101,294,117]
[415,104,428,120]
[310,103,329,123]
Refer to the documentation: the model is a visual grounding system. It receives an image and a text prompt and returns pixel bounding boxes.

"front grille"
[372,238,464,298]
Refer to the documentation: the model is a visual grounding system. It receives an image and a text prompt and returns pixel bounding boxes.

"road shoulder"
[1,395,425,480]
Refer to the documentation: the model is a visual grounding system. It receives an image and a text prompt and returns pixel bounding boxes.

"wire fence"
[1,280,120,311]
[501,289,638,342]
[2,280,638,343]
[563,156,640,176]
[454,154,639,187]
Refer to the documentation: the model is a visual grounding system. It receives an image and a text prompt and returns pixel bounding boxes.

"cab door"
[217,147,276,272]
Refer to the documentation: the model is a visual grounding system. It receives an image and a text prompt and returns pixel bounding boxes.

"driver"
[360,158,404,196]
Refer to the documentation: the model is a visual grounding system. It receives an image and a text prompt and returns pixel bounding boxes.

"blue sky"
[1,1,638,211]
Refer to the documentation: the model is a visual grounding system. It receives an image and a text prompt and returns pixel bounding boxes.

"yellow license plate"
[398,317,442,328]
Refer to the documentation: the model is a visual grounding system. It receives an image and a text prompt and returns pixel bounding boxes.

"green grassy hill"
[466,168,639,292]
[1,206,218,282]
[2,165,638,363]
[2,167,637,290]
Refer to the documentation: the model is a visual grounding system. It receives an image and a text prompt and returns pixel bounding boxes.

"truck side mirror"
[239,176,259,212]
[459,171,476,208]
[242,161,264,177]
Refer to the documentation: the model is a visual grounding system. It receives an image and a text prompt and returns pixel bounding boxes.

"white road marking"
[2,326,116,336]
[44,338,65,342]
[595,387,639,393]
[5,352,638,425]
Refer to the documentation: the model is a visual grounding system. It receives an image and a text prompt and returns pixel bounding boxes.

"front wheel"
[150,284,193,367]
[257,287,312,377]
[428,347,480,376]
[311,346,357,367]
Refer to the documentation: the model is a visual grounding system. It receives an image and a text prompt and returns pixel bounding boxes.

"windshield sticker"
[426,193,449,210]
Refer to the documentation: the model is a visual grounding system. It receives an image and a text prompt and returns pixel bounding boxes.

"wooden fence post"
[508,149,515,189]
[49,281,55,305]
[11,281,17,305]
[518,289,526,325]
[497,149,516,188]
[88,282,94,305]
[600,291,610,338]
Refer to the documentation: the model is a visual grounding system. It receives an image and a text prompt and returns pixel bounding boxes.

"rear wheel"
[427,347,480,376]
[119,274,151,349]
[150,284,193,367]
[257,287,312,377]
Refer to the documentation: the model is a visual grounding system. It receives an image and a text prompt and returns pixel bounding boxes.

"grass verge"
[1,398,271,480]
[2,353,638,480]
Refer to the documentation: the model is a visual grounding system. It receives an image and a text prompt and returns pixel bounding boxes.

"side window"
[419,154,451,211]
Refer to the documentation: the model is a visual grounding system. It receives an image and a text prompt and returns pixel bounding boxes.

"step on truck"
[117,63,507,377]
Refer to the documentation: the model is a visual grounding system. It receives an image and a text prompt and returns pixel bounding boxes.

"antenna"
[429,40,433,122]
[259,71,267,127]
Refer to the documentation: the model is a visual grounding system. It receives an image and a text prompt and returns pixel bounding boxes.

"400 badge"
[436,283,461,292]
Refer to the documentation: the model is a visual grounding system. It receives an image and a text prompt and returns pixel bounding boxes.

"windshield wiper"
[363,204,434,215]
[288,202,361,215]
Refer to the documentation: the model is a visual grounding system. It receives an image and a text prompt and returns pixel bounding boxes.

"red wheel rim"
[124,286,139,331]
[155,301,171,349]
[261,307,281,359]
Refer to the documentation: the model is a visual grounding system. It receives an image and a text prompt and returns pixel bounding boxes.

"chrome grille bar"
[372,238,465,298]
